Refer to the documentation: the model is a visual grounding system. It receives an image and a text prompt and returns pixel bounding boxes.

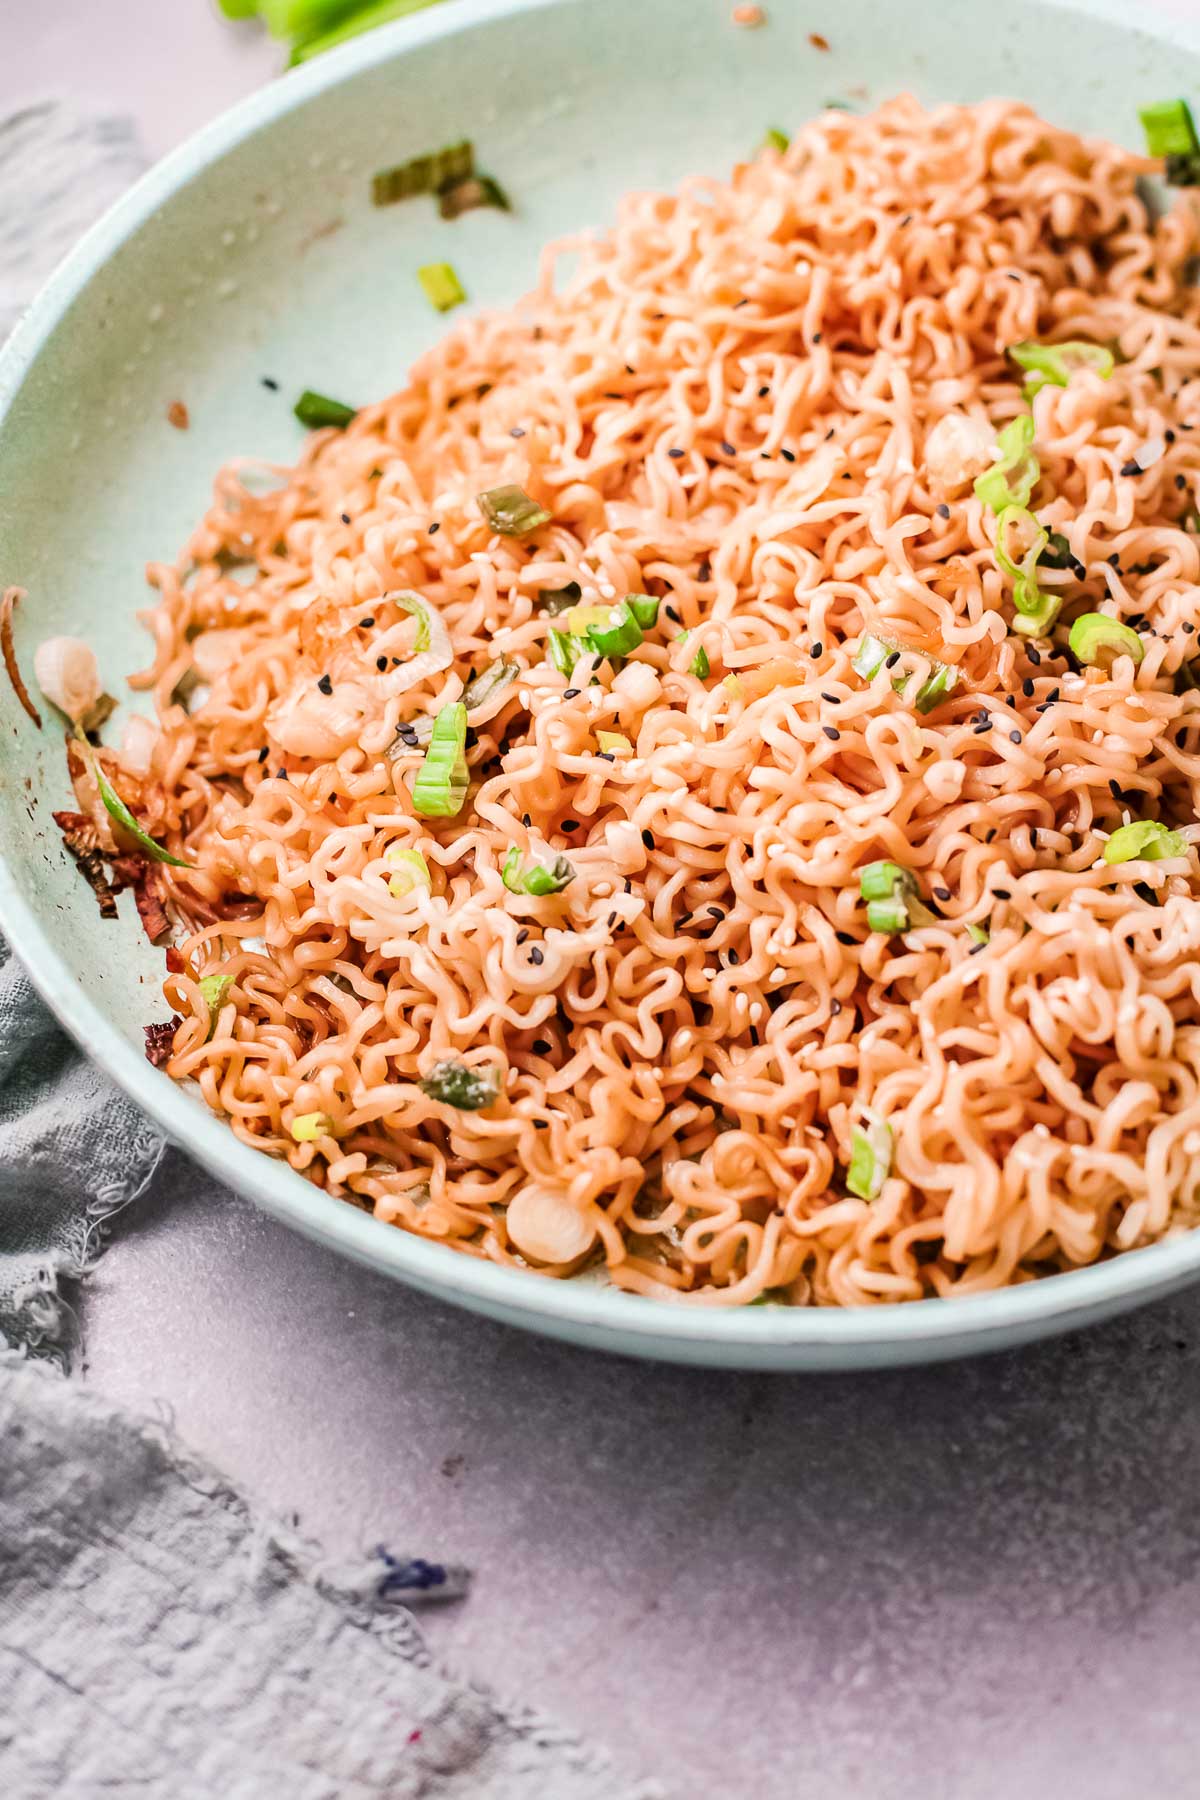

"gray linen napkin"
[0,102,660,1800]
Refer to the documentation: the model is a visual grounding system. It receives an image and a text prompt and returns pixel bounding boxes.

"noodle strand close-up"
[66,93,1200,1309]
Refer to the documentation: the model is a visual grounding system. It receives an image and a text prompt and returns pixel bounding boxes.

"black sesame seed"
[1031,828,1040,848]
[1186,622,1196,634]
[1027,647,1042,665]
[257,746,269,763]
[668,447,684,459]
[1009,729,1022,744]
[516,928,529,945]
[563,687,580,700]
[830,998,842,1015]
[933,886,951,902]
[1046,687,1061,703]
[1006,694,1017,708]
[884,651,901,669]
[641,828,655,849]
[812,332,823,344]
[359,616,375,628]
[597,752,614,762]
[665,604,682,623]
[780,448,796,462]
[835,930,857,946]
[822,725,841,740]
[1022,677,1034,697]
[625,364,635,375]
[761,451,772,460]
[1109,778,1124,800]
[1120,460,1142,478]
[697,560,711,582]
[733,297,750,309]
[935,503,950,519]
[534,1119,549,1130]
[377,656,388,671]
[821,692,841,704]
[1166,429,1177,443]
[607,912,618,929]
[708,905,725,920]
[510,426,526,438]
[1177,474,1188,490]
[969,941,986,955]
[261,376,280,390]
[317,674,333,695]
[721,441,736,455]
[529,946,544,965]
[340,511,351,525]
[758,385,770,398]
[604,391,622,399]
[522,813,532,827]
[824,428,835,441]
[391,657,402,668]
[973,720,992,734]
[993,888,1012,900]
[428,522,440,535]
[811,642,824,657]
[727,948,740,965]
[1108,553,1121,568]
[561,819,579,832]
[276,768,287,780]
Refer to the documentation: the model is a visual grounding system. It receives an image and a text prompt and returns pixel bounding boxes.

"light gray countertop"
[15,9,1200,1796]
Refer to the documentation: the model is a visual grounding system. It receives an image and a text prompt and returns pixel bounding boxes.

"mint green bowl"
[2,0,1200,1367]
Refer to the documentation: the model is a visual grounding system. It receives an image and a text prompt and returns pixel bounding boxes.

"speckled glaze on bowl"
[3,0,1200,1368]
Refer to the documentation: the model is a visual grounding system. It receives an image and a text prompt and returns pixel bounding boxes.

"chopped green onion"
[974,415,1039,512]
[294,389,357,430]
[384,845,432,897]
[1139,98,1199,161]
[538,583,582,615]
[548,630,582,678]
[1007,339,1114,401]
[1103,820,1188,864]
[412,701,468,817]
[419,1059,502,1110]
[852,632,959,714]
[583,600,644,660]
[260,0,353,38]
[1040,530,1075,571]
[418,262,467,313]
[859,861,937,933]
[965,922,989,946]
[291,1111,336,1142]
[501,848,575,895]
[477,484,551,536]
[217,0,259,16]
[289,0,447,63]
[461,657,519,709]
[438,174,512,219]
[87,748,192,868]
[676,632,711,679]
[198,973,233,1039]
[394,591,432,653]
[565,603,613,637]
[746,1287,791,1306]
[371,139,474,207]
[626,594,661,629]
[994,505,1048,610]
[596,730,632,754]
[762,126,790,153]
[847,1111,893,1201]
[1068,612,1145,671]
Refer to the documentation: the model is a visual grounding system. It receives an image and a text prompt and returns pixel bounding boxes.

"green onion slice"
[198,973,233,1038]
[847,1111,893,1201]
[461,657,519,710]
[417,262,467,313]
[965,922,989,946]
[384,845,432,896]
[371,140,474,206]
[419,1059,502,1110]
[291,1111,336,1142]
[676,632,711,679]
[1068,612,1145,671]
[974,415,1039,512]
[626,594,661,629]
[1007,339,1115,401]
[477,484,552,536]
[1103,820,1188,864]
[293,389,357,430]
[87,747,193,868]
[993,505,1060,634]
[501,848,576,896]
[852,633,959,714]
[538,582,582,615]
[548,630,582,679]
[859,860,937,933]
[762,126,790,153]
[1039,531,1075,571]
[438,174,511,219]
[412,701,468,817]
[583,600,644,660]
[1140,98,1200,160]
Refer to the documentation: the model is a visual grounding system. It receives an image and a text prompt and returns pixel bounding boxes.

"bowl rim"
[3,0,1200,1356]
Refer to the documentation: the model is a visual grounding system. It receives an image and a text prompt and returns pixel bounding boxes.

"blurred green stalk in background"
[217,0,449,64]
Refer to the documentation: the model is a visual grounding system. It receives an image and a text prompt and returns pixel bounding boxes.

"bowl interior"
[3,0,1200,1366]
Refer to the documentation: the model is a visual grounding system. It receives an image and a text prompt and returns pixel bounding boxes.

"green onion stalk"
[852,633,959,713]
[974,415,1040,513]
[847,1110,893,1200]
[412,701,468,817]
[1007,339,1115,401]
[1068,612,1145,672]
[1103,820,1188,865]
[859,861,938,934]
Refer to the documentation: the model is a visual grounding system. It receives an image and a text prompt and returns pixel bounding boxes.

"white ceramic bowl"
[3,0,1200,1368]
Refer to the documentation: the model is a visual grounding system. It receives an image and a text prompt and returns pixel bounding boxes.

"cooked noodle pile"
[125,97,1200,1305]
